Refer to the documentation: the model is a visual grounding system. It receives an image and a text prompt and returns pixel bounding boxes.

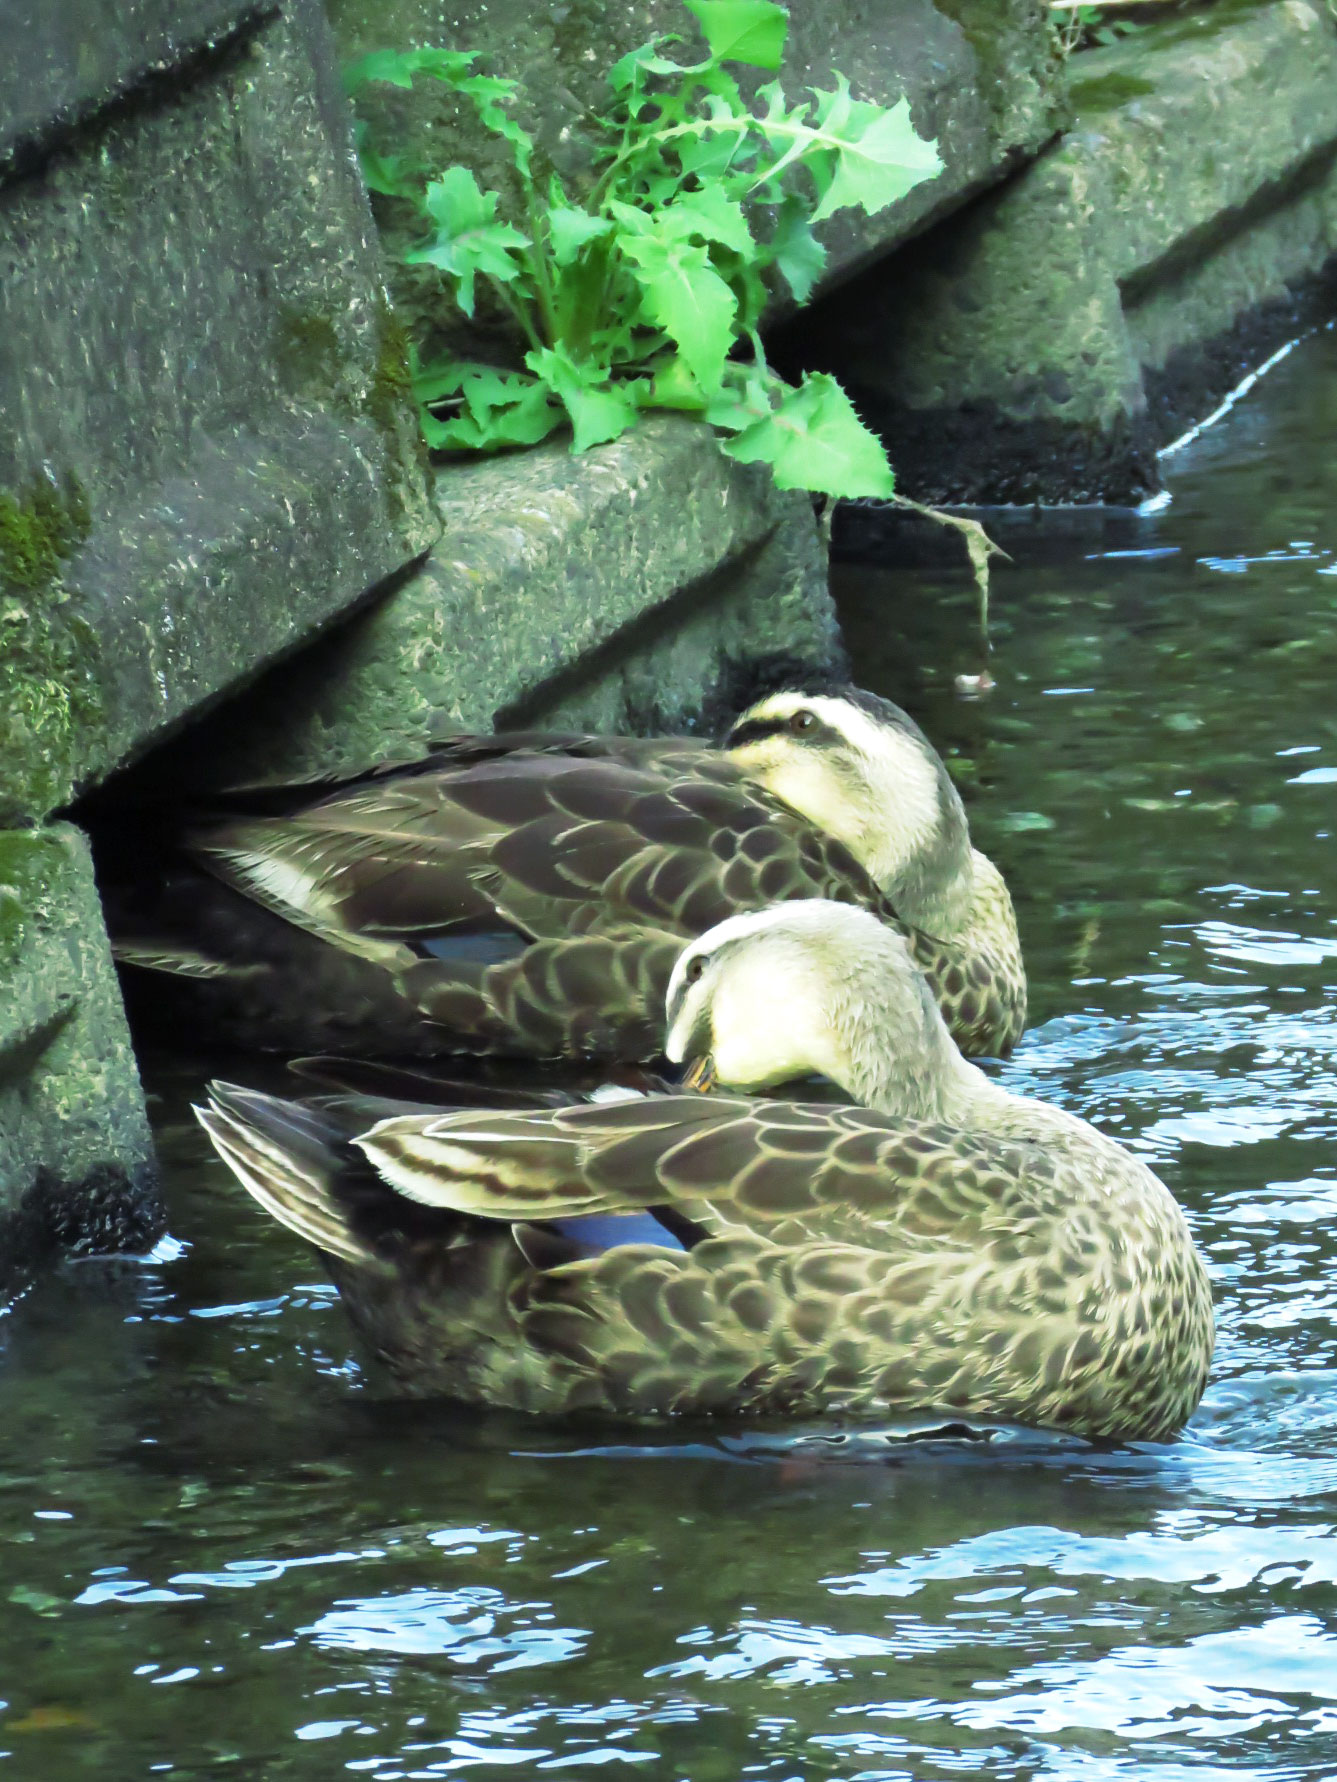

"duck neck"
[872,799,976,940]
[828,991,994,1125]
[845,1038,1092,1156]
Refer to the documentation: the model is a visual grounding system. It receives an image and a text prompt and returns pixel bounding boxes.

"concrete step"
[785,0,1337,503]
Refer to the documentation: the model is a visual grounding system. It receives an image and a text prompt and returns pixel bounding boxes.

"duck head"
[724,686,972,929]
[664,901,978,1121]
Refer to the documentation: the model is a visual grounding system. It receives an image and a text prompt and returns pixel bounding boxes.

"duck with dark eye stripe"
[107,683,1025,1063]
[196,902,1210,1439]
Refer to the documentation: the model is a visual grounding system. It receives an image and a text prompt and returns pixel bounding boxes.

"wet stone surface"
[785,0,1337,502]
[0,0,435,827]
[188,415,837,785]
[0,825,160,1271]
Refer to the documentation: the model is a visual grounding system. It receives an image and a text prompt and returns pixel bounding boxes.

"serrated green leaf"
[676,94,754,183]
[703,358,779,431]
[675,136,745,184]
[420,367,561,451]
[806,87,942,222]
[662,185,753,254]
[343,46,477,94]
[720,372,894,498]
[612,186,752,257]
[404,166,530,315]
[685,0,787,70]
[586,309,643,369]
[410,47,485,82]
[526,345,641,451]
[343,48,427,93]
[455,70,534,177]
[687,61,746,110]
[749,79,940,223]
[616,231,737,391]
[769,196,826,302]
[411,353,467,405]
[353,121,417,198]
[453,71,518,109]
[548,207,614,267]
[608,36,685,93]
[646,353,708,410]
[719,253,768,330]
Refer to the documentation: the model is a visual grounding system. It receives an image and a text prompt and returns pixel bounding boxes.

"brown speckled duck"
[113,684,1026,1061]
[198,902,1211,1440]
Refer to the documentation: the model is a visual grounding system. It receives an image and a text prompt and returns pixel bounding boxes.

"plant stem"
[497,286,546,356]
[523,187,560,346]
[891,496,1008,657]
[588,109,753,209]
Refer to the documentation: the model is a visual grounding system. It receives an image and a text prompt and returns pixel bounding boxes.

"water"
[5,328,1337,1778]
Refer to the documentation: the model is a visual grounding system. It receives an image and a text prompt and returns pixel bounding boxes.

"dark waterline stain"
[6,330,1337,1776]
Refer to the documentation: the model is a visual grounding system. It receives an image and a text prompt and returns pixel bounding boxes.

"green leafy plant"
[345,1,942,499]
[1053,1,1149,55]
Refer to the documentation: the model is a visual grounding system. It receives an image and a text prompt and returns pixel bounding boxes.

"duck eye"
[685,955,706,985]
[788,709,816,735]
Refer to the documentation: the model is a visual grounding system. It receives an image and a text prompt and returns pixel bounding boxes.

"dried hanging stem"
[890,495,1009,686]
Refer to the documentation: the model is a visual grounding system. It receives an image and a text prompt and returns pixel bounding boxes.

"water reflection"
[5,329,1337,1775]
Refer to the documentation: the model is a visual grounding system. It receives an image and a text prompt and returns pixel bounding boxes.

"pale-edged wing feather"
[195,748,889,961]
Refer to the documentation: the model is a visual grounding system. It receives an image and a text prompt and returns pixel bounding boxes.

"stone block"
[0,825,162,1283]
[0,0,438,1266]
[327,0,1062,353]
[171,415,839,780]
[0,0,274,170]
[0,0,436,829]
[793,0,1337,503]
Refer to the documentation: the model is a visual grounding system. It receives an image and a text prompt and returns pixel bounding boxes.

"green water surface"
[4,327,1337,1779]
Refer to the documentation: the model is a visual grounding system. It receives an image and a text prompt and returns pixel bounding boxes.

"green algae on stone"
[0,594,104,826]
[0,473,90,591]
[367,302,416,442]
[0,475,101,825]
[274,296,432,533]
[0,826,69,972]
[936,0,1069,134]
[0,821,161,1259]
[275,306,345,398]
[1069,71,1157,114]
[367,299,432,524]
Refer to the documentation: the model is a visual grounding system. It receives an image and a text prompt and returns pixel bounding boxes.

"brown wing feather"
[356,1094,1063,1245]
[163,729,1026,1061]
[195,743,892,965]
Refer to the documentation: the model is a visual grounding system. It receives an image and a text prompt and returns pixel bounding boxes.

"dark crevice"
[0,5,278,187]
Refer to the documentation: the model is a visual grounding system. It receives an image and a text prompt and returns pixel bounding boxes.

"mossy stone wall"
[789,0,1337,503]
[0,825,161,1282]
[0,0,435,1268]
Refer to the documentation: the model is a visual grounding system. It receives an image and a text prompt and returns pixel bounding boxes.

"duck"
[110,682,1026,1061]
[197,901,1212,1440]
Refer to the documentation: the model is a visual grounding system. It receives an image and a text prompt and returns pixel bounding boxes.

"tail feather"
[112,941,237,979]
[290,1054,590,1110]
[196,1083,375,1268]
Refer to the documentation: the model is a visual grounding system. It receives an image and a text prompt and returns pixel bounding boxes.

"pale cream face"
[665,902,907,1094]
[725,692,943,889]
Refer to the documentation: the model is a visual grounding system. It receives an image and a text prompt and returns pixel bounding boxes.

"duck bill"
[681,1054,718,1093]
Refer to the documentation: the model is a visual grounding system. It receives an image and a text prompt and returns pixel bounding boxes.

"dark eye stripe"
[726,717,786,748]
[727,716,836,749]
